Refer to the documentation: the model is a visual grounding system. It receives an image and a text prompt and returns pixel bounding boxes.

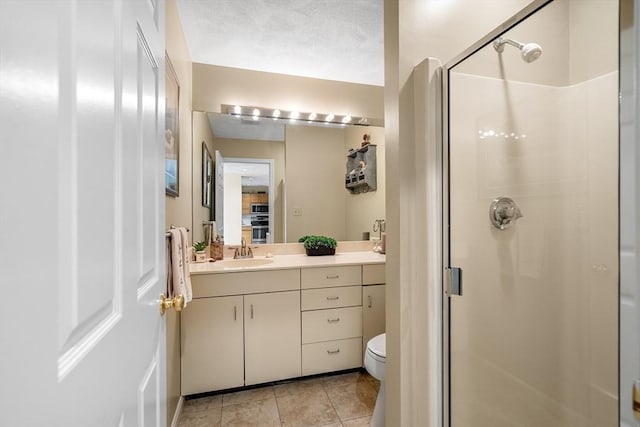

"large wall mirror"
[192,111,385,246]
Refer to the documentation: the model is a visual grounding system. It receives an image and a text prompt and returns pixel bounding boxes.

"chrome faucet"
[233,238,254,259]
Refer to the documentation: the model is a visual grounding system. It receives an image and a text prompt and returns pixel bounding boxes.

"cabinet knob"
[327,317,340,323]
[327,348,340,355]
[326,296,340,301]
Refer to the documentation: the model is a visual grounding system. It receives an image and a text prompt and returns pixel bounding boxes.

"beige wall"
[387,1,538,426]
[450,0,618,86]
[212,137,286,243]
[387,2,532,424]
[285,125,347,242]
[165,0,193,423]
[345,126,386,241]
[453,0,570,86]
[165,0,193,234]
[286,124,385,243]
[192,63,384,121]
[569,0,619,84]
[192,112,216,244]
[385,0,619,425]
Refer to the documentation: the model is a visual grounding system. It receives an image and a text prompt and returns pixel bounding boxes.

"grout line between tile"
[322,379,344,423]
[272,385,285,427]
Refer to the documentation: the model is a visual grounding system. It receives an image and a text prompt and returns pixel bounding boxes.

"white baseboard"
[170,396,185,427]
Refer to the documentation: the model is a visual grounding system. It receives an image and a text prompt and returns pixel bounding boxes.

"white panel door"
[621,0,639,424]
[0,1,167,426]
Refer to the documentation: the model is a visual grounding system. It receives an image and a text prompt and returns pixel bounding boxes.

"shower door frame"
[440,1,554,426]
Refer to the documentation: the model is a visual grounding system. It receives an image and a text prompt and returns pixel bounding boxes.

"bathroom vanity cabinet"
[301,265,363,376]
[181,270,301,395]
[182,255,385,396]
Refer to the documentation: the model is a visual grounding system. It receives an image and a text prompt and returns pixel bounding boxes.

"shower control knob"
[489,197,523,230]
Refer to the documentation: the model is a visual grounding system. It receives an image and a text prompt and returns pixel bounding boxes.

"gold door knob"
[160,293,185,315]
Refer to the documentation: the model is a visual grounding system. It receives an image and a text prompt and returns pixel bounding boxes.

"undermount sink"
[214,258,274,269]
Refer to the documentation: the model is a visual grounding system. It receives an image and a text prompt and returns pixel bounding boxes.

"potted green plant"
[299,235,337,256]
[193,241,207,262]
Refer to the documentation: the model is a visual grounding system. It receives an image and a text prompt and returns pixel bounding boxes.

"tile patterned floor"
[178,371,380,427]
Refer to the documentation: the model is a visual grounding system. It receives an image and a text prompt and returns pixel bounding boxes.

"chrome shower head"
[493,37,542,63]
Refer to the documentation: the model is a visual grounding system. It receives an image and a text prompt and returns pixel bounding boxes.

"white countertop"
[189,251,386,275]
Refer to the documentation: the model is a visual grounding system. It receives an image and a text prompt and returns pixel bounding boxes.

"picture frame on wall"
[165,53,180,197]
[202,142,213,208]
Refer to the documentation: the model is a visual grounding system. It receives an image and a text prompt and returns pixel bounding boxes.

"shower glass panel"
[446,1,618,426]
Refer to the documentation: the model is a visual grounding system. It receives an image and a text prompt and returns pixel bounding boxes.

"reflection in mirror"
[192,111,385,245]
[201,142,212,208]
[221,158,274,246]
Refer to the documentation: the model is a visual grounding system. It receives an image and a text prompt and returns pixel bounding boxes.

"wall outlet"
[292,207,303,216]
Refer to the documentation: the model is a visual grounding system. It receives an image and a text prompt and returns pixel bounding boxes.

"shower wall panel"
[449,70,618,426]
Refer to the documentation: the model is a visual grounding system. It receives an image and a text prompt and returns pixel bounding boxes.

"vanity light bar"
[222,104,382,127]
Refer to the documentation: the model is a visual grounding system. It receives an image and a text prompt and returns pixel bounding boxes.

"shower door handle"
[445,267,463,297]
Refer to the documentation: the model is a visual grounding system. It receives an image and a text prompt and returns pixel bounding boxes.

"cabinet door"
[242,227,252,243]
[181,296,244,395]
[244,291,301,385]
[362,284,385,356]
[241,194,250,214]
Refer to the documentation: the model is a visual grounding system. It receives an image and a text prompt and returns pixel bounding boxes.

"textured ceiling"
[176,0,384,86]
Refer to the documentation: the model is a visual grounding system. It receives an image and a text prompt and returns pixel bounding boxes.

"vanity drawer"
[191,269,300,298]
[301,266,361,289]
[301,286,362,311]
[362,264,385,285]
[302,337,363,376]
[302,306,362,344]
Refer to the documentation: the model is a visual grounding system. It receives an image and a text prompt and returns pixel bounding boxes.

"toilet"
[364,333,386,426]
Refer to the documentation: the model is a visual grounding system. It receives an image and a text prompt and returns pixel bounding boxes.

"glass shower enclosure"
[443,0,619,425]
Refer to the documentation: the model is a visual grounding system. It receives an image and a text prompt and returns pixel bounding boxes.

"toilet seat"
[367,333,386,360]
[365,333,386,381]
[364,333,386,426]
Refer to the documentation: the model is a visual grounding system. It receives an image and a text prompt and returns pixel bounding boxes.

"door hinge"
[445,267,463,297]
